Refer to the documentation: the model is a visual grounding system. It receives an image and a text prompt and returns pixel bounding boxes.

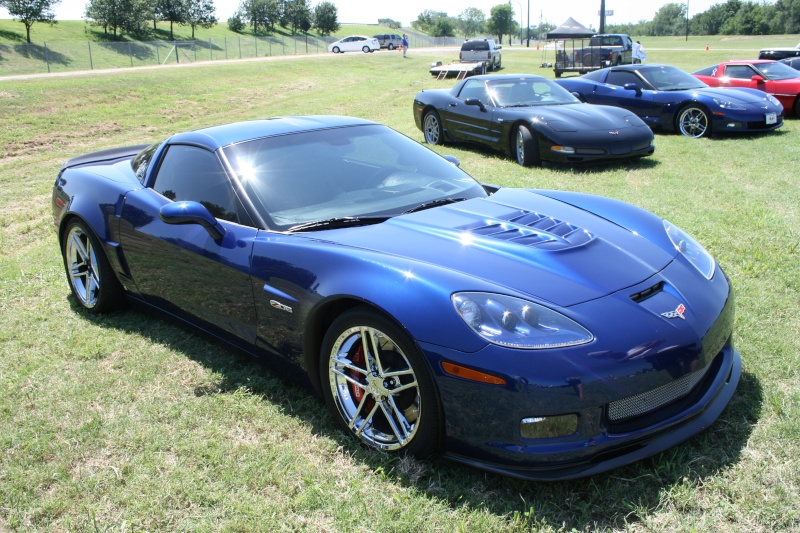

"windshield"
[223,124,487,231]
[639,66,707,91]
[756,61,800,80]
[489,78,579,107]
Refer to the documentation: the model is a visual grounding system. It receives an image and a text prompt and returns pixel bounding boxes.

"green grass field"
[1,37,799,531]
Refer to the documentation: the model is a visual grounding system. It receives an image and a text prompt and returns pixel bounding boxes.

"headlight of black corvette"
[664,219,716,279]
[452,293,593,349]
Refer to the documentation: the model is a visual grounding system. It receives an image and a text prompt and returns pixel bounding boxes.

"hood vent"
[457,207,595,251]
[630,281,665,303]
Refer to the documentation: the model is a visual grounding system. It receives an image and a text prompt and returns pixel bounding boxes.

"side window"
[606,71,642,88]
[458,79,489,102]
[725,65,756,79]
[152,145,239,223]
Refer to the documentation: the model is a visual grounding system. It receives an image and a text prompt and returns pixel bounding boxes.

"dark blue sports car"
[555,64,784,138]
[414,74,654,166]
[52,116,740,480]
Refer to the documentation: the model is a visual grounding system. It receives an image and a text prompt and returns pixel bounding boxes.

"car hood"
[691,86,776,105]
[515,103,642,131]
[315,188,675,307]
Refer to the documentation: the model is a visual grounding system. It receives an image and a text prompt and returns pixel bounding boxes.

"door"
[118,143,259,350]
[441,78,499,145]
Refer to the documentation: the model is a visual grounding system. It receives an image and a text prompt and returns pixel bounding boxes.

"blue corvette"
[555,64,784,138]
[52,116,740,480]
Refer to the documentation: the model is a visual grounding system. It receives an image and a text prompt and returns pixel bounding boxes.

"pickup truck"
[459,38,502,71]
[554,34,633,77]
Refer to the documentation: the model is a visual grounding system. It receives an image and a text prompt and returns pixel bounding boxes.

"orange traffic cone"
[706,42,709,51]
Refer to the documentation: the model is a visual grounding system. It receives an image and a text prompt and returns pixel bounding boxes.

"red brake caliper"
[348,342,375,412]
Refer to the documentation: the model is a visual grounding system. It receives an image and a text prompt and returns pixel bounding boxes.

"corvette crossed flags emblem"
[661,304,686,320]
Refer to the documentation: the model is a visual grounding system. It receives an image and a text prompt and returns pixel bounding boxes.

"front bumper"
[421,259,739,480]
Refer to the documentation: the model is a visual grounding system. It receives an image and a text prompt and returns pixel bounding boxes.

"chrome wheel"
[362,46,370,53]
[61,220,124,313]
[321,308,440,455]
[677,106,710,138]
[65,224,101,308]
[423,111,443,145]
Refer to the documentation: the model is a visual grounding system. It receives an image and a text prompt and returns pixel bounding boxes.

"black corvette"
[413,74,655,167]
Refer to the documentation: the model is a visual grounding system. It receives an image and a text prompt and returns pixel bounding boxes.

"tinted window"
[152,145,239,223]
[462,41,489,51]
[724,64,757,79]
[607,71,644,88]
[131,142,160,185]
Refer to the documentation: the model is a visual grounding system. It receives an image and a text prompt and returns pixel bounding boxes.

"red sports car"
[693,60,800,116]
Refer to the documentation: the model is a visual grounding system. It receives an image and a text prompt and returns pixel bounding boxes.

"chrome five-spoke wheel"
[677,106,710,138]
[61,220,123,313]
[321,308,439,455]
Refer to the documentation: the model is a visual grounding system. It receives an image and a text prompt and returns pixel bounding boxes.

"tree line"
[412,0,800,41]
[0,0,339,43]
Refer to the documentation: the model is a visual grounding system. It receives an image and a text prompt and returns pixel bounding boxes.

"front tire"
[61,219,124,313]
[422,110,444,145]
[320,307,440,456]
[332,46,340,54]
[362,46,370,53]
[387,44,394,51]
[514,124,540,167]
[676,105,711,138]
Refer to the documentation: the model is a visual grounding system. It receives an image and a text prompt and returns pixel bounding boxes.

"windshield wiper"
[403,197,467,214]
[287,216,389,233]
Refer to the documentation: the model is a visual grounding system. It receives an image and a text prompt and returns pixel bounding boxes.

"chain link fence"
[0,34,462,77]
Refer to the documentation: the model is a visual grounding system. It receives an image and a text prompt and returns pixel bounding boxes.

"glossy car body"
[555,64,784,138]
[693,60,800,116]
[780,57,800,71]
[52,116,740,480]
[328,35,379,53]
[413,74,654,167]
[758,48,800,60]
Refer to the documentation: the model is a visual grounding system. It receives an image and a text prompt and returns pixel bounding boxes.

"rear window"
[462,41,489,51]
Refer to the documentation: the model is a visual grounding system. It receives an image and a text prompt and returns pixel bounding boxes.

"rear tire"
[422,110,444,145]
[61,219,124,313]
[362,46,370,53]
[387,44,394,51]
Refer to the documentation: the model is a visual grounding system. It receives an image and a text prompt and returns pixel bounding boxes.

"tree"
[85,0,151,39]
[412,10,447,33]
[282,0,310,34]
[456,7,485,38]
[313,1,338,36]
[185,0,216,38]
[1,0,60,43]
[156,0,188,40]
[430,17,455,37]
[227,11,245,32]
[651,3,687,36]
[237,0,280,34]
[378,17,401,29]
[485,3,514,44]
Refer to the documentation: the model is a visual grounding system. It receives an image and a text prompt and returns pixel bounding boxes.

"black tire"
[387,44,395,51]
[794,97,800,117]
[422,110,444,145]
[362,46,370,53]
[61,219,125,313]
[513,124,540,167]
[332,46,340,54]
[320,307,441,456]
[676,105,711,138]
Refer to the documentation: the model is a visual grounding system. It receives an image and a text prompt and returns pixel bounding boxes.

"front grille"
[605,353,723,433]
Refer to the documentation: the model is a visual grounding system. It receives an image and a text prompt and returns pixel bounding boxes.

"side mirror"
[160,201,226,241]
[751,74,766,83]
[623,82,643,97]
[464,98,487,112]
[443,155,461,167]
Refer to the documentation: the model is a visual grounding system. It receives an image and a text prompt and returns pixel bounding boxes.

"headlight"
[452,293,593,350]
[712,97,746,110]
[766,94,781,107]
[663,220,716,279]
